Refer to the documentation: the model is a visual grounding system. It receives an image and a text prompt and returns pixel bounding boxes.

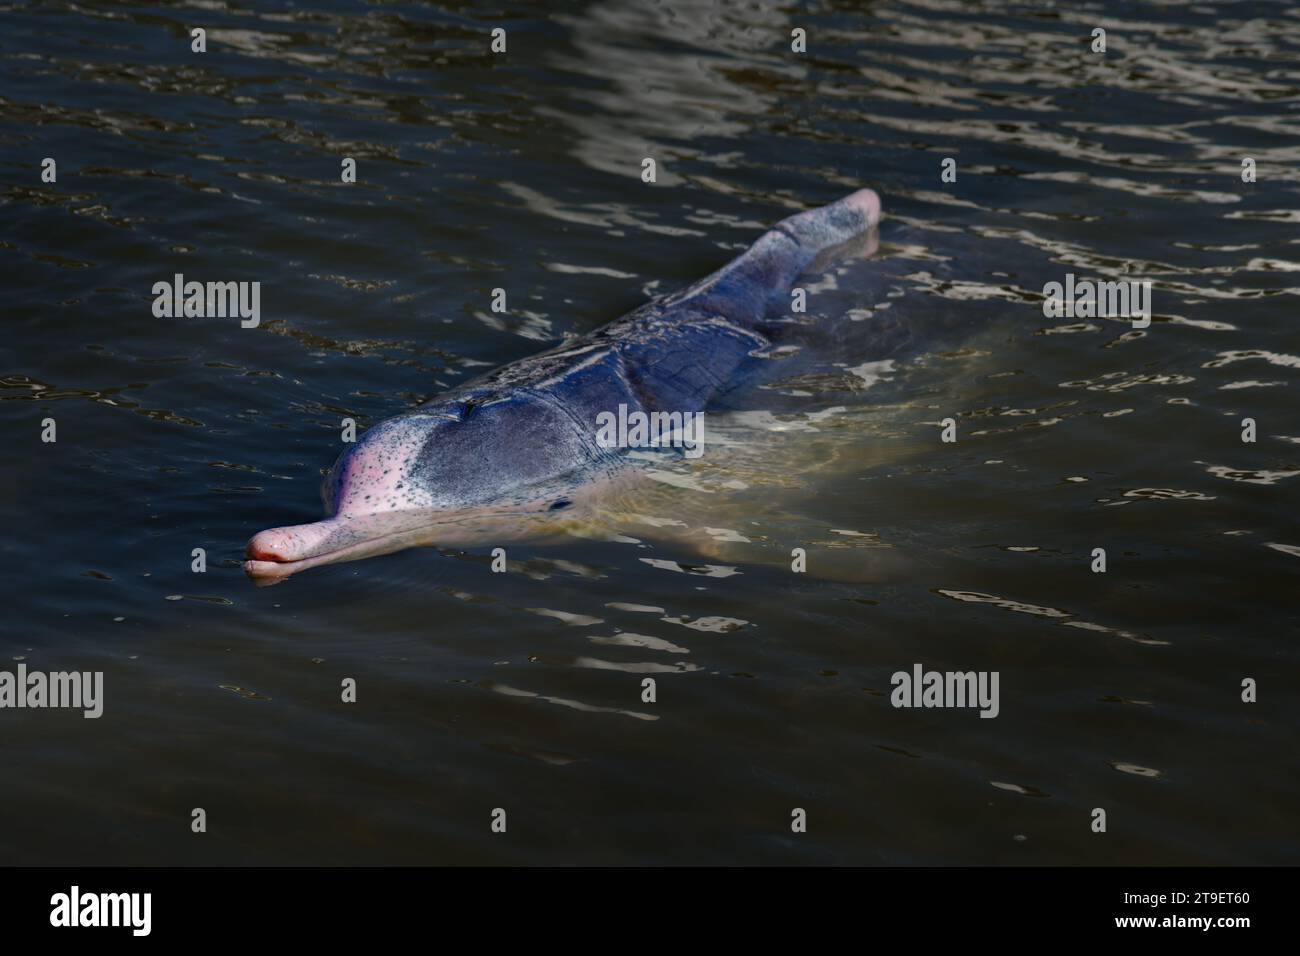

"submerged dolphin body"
[245,189,882,582]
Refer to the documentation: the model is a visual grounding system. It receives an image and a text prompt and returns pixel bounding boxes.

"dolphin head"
[244,394,611,583]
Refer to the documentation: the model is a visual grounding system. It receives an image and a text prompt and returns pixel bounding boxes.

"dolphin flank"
[245,188,882,582]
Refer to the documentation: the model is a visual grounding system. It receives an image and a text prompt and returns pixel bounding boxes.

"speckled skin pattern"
[245,189,881,580]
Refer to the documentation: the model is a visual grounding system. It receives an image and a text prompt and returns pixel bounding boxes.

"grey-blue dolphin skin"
[245,188,882,581]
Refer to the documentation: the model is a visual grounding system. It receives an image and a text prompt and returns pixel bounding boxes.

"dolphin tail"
[773,187,882,261]
[668,188,883,324]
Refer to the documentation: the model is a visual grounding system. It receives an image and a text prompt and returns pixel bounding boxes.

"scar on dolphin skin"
[244,189,884,584]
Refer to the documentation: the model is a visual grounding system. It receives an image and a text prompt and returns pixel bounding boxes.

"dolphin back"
[442,189,885,417]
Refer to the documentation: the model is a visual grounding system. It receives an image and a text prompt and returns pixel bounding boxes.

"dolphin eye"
[549,499,571,511]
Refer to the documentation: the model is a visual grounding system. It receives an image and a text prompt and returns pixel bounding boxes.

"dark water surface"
[1,0,1296,865]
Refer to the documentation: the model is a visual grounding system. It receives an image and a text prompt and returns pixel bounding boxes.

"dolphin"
[245,188,882,582]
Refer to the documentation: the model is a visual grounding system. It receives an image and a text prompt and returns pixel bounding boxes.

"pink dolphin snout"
[244,519,349,583]
[246,521,339,564]
[244,508,484,583]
